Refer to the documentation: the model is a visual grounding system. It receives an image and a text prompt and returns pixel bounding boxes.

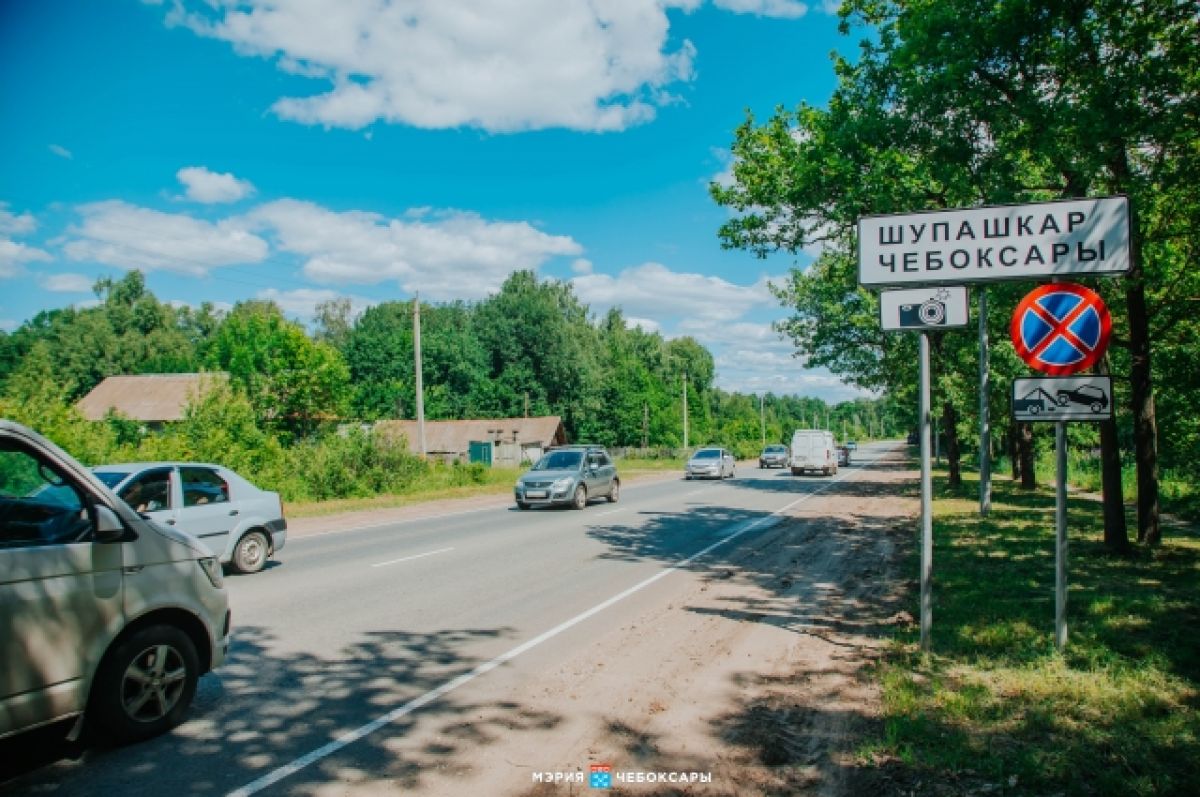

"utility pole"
[642,403,649,450]
[413,293,426,458]
[682,371,689,450]
[759,394,766,447]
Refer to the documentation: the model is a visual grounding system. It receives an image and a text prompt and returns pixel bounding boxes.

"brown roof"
[375,416,567,454]
[76,373,229,422]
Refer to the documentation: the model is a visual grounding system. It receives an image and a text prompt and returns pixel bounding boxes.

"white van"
[789,429,838,476]
[0,420,230,744]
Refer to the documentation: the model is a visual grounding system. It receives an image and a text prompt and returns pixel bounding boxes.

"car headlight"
[198,556,224,589]
[552,476,574,491]
[515,479,524,489]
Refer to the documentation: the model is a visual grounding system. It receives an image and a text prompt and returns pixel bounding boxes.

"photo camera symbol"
[899,288,951,327]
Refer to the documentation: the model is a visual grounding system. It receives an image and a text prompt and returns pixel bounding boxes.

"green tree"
[207,301,350,434]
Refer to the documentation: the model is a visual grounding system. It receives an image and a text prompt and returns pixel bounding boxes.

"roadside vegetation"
[864,468,1200,796]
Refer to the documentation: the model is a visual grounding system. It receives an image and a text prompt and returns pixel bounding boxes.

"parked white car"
[1,420,230,743]
[686,447,736,480]
[92,462,286,574]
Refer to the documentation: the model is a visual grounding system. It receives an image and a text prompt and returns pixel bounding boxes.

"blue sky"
[1,0,867,401]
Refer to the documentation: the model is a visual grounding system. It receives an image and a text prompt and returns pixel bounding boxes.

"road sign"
[858,196,1129,287]
[1010,283,1111,375]
[1012,376,1113,421]
[880,286,969,331]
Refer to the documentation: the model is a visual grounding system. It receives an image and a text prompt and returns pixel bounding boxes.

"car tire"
[607,480,620,503]
[1091,402,1103,413]
[89,625,199,744]
[232,530,270,574]
[571,484,587,510]
[517,501,530,510]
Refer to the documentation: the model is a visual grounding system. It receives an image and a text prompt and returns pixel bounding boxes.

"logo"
[589,763,612,789]
[898,288,950,327]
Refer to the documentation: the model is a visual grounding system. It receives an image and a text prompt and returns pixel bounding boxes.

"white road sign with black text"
[1012,376,1113,422]
[859,196,1130,287]
[880,286,969,331]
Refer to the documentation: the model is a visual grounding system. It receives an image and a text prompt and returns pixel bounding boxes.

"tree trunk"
[1019,423,1037,489]
[1008,422,1021,480]
[1095,358,1130,554]
[943,401,961,487]
[1127,278,1161,544]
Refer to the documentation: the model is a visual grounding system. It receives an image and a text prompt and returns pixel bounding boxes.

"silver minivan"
[0,420,230,743]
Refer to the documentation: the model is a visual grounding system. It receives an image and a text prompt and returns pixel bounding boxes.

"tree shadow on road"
[1,625,563,795]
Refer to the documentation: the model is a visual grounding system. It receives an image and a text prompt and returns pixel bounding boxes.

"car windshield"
[764,446,786,453]
[93,470,130,488]
[692,449,721,460]
[534,451,583,471]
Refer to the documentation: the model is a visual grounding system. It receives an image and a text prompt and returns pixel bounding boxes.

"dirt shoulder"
[414,449,918,796]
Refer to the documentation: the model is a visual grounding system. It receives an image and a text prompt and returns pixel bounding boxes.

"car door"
[1,438,124,732]
[174,467,236,559]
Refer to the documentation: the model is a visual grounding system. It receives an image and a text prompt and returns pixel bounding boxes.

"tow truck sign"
[1012,376,1113,422]
[859,196,1129,287]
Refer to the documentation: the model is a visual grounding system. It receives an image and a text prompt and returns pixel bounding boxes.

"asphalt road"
[0,442,896,796]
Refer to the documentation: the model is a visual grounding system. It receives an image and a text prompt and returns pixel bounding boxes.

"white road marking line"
[226,461,871,797]
[370,547,454,568]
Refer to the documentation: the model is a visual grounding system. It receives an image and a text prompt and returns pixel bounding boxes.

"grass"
[862,468,1200,796]
[284,456,686,518]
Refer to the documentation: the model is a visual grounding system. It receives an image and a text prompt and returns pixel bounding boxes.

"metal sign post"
[979,289,991,516]
[919,332,933,651]
[1055,421,1069,648]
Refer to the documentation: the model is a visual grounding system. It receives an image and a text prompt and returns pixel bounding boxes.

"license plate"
[526,490,547,498]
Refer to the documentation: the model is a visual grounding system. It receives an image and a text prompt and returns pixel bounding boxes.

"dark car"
[514,445,619,510]
[1055,385,1108,412]
[759,444,789,468]
[837,446,851,466]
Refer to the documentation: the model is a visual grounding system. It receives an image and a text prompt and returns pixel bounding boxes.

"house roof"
[375,416,567,454]
[76,373,229,422]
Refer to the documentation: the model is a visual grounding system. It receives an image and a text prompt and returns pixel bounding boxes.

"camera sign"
[880,287,970,331]
[1012,376,1113,421]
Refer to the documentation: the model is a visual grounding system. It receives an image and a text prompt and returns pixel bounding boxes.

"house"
[375,416,567,466]
[75,373,228,424]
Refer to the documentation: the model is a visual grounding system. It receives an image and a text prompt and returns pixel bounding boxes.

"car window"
[94,470,130,489]
[0,442,93,548]
[180,467,230,507]
[535,451,582,470]
[693,449,720,459]
[119,468,173,513]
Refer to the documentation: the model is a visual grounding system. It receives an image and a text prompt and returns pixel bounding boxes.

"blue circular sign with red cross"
[1010,283,1112,375]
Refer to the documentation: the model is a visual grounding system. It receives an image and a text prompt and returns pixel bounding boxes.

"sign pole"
[979,288,991,516]
[919,332,933,651]
[1055,421,1069,649]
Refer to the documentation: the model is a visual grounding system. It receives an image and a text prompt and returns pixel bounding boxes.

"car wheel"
[607,480,620,503]
[571,484,587,510]
[1056,392,1071,407]
[90,625,199,744]
[517,501,531,510]
[232,530,270,574]
[1091,402,1104,413]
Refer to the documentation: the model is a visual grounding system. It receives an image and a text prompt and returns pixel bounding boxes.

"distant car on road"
[845,441,858,451]
[837,446,850,467]
[1055,384,1108,412]
[686,447,736,480]
[93,462,286,574]
[759,444,789,469]
[514,445,619,510]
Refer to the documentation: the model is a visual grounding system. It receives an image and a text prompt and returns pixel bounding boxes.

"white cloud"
[177,166,255,203]
[248,199,582,301]
[256,287,375,322]
[572,262,774,323]
[0,204,37,236]
[41,273,94,293]
[713,0,808,19]
[49,144,73,160]
[571,258,594,275]
[0,240,52,278]
[63,200,269,275]
[165,0,701,132]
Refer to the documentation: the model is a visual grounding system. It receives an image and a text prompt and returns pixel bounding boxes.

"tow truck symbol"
[1013,387,1060,415]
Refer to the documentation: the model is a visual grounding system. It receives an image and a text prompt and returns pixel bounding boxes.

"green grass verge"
[284,456,685,518]
[864,468,1200,796]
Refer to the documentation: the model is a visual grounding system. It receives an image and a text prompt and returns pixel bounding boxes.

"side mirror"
[95,505,132,543]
